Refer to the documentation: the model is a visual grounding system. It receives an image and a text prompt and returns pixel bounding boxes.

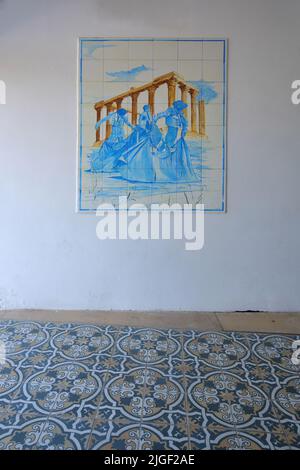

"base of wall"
[0,309,299,334]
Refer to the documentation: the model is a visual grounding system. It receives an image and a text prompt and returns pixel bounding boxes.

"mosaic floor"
[0,320,299,450]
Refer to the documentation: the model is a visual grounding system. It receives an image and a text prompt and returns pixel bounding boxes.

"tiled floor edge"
[0,310,299,334]
[0,310,221,331]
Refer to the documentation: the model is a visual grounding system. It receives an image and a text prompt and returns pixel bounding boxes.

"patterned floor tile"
[24,361,102,414]
[145,411,189,442]
[94,409,190,450]
[272,376,300,421]
[91,423,188,450]
[182,331,252,377]
[0,400,25,429]
[0,322,49,357]
[0,417,82,450]
[252,334,300,375]
[233,426,295,450]
[210,431,252,450]
[101,367,148,421]
[88,420,141,450]
[188,413,236,450]
[279,419,300,449]
[0,320,299,450]
[265,401,295,422]
[142,367,186,418]
[186,371,269,428]
[53,325,115,357]
[116,327,182,366]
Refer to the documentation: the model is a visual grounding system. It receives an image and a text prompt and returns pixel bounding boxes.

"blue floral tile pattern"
[0,321,299,450]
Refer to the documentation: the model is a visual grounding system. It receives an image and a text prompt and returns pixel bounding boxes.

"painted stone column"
[198,99,206,137]
[95,101,104,142]
[168,78,177,107]
[105,103,113,139]
[131,92,139,125]
[179,83,188,118]
[116,98,123,110]
[148,86,157,115]
[190,89,198,133]
[96,107,102,142]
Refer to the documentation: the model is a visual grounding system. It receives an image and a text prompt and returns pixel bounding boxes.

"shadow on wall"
[94,0,185,29]
[0,0,90,37]
[0,0,40,36]
[0,0,187,36]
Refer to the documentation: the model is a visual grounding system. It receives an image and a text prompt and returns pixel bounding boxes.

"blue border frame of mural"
[77,37,228,213]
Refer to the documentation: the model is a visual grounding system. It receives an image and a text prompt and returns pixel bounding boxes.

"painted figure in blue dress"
[117,104,165,182]
[118,100,197,183]
[153,100,197,182]
[138,104,152,132]
[88,108,135,172]
[135,104,162,145]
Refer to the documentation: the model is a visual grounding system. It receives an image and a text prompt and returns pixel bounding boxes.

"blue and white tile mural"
[77,38,227,212]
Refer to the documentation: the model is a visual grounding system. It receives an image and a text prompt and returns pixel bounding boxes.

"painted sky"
[106,65,152,82]
[83,43,115,58]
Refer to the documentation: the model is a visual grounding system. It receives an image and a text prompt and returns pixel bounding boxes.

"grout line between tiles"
[86,324,124,449]
[137,327,158,450]
[179,333,193,450]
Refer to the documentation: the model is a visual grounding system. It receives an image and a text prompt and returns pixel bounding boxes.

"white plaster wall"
[0,0,299,311]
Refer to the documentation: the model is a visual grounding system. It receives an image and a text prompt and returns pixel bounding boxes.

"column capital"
[168,76,178,85]
[131,91,139,101]
[95,100,105,110]
[189,88,198,98]
[149,84,159,93]
[115,98,123,110]
[178,82,188,91]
